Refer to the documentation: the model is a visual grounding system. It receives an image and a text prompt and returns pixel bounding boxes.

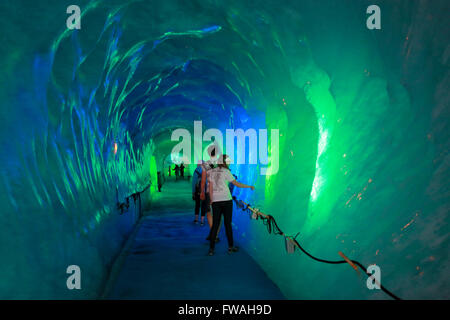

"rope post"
[232,196,400,300]
[338,251,360,275]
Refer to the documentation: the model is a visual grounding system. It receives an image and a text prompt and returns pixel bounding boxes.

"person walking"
[180,163,185,179]
[192,161,205,225]
[173,164,180,180]
[207,154,254,256]
[200,144,220,241]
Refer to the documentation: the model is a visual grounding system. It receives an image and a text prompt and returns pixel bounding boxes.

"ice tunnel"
[0,0,448,300]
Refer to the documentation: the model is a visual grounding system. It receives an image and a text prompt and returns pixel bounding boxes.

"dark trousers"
[194,193,206,217]
[210,200,233,250]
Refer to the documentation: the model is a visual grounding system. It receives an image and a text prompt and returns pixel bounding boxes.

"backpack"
[194,169,202,194]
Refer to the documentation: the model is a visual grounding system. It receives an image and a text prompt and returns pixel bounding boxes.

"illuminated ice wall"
[0,0,448,299]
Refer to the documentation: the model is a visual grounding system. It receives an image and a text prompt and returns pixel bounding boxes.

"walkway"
[106,178,285,299]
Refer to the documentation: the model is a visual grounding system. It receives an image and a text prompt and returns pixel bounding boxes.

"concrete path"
[106,178,285,299]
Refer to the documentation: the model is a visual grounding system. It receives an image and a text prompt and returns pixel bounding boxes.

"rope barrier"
[117,183,151,216]
[232,196,401,300]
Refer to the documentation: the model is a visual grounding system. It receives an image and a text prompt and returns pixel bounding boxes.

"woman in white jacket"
[207,154,254,256]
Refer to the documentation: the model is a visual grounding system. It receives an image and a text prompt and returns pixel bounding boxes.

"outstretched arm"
[230,180,255,190]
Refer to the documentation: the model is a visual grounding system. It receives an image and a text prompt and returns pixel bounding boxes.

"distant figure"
[180,163,185,178]
[192,161,205,226]
[207,154,255,256]
[157,171,162,192]
[173,164,180,180]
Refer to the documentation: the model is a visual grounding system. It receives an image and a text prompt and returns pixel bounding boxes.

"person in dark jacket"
[192,161,205,225]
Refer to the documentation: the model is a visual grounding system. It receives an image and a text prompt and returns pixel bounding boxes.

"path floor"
[106,178,285,299]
